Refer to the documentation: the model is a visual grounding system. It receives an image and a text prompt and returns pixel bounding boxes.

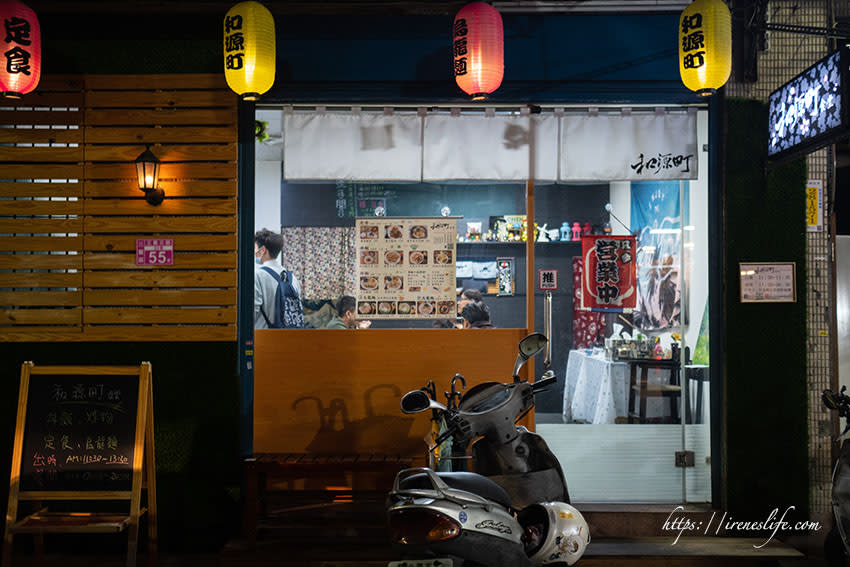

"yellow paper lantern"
[678,0,731,96]
[224,1,275,101]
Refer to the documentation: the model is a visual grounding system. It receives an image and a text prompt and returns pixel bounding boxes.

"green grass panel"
[724,98,809,521]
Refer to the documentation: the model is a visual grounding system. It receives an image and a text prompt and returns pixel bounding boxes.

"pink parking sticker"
[136,238,174,266]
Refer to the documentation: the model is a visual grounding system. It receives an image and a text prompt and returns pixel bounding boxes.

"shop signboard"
[355,217,457,319]
[768,46,849,162]
[580,235,637,311]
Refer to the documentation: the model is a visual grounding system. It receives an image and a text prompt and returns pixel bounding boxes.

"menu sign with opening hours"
[740,262,796,303]
[136,239,174,266]
[19,374,139,492]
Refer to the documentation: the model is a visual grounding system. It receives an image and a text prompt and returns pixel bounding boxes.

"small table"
[562,350,630,424]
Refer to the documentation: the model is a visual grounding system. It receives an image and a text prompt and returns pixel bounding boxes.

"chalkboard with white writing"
[18,373,139,492]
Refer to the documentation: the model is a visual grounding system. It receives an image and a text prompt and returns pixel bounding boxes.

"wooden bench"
[242,453,413,546]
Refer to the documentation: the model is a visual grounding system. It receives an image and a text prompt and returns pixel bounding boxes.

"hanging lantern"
[223,1,275,101]
[678,0,731,96]
[0,0,41,99]
[453,2,503,101]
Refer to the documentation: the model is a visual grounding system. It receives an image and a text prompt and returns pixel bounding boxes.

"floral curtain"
[281,227,356,300]
[573,256,604,349]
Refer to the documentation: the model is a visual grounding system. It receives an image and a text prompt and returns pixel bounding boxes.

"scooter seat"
[398,471,513,509]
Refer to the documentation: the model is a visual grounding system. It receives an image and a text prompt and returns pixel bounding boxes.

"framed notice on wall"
[356,217,457,319]
[740,262,797,303]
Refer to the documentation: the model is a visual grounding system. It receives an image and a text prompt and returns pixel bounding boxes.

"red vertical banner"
[580,235,637,310]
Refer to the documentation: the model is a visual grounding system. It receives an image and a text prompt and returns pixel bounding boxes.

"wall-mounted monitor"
[768,46,849,161]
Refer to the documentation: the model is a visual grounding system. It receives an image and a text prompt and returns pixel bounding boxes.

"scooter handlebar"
[532,371,557,391]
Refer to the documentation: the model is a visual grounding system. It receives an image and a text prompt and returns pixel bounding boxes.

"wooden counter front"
[253,328,529,458]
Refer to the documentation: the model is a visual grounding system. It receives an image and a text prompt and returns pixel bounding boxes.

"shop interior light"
[135,146,165,206]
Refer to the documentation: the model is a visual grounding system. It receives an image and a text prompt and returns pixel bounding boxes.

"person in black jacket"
[460,300,495,329]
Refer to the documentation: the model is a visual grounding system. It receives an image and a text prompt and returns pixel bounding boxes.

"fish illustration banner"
[580,235,637,310]
[355,217,457,319]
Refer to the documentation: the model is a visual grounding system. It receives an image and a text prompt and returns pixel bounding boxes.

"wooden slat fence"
[0,74,239,341]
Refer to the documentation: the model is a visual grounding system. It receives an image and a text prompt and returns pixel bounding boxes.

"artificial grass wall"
[724,98,809,520]
[0,342,241,553]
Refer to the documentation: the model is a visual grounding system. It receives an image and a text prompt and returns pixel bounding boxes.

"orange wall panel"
[254,328,529,457]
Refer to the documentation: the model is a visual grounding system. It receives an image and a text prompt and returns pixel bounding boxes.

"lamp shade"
[453,2,503,101]
[0,0,41,99]
[223,1,275,101]
[135,147,161,192]
[678,0,731,96]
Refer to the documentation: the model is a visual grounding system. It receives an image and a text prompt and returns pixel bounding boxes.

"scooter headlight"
[389,508,461,544]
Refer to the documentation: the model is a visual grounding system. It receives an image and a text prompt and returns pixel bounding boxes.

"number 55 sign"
[136,239,174,266]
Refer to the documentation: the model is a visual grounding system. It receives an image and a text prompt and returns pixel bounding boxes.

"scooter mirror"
[401,390,440,414]
[513,332,548,379]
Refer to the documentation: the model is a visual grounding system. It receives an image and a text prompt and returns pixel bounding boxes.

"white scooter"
[386,333,590,567]
[823,386,850,566]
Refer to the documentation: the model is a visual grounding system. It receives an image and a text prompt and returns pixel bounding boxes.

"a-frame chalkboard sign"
[3,362,157,567]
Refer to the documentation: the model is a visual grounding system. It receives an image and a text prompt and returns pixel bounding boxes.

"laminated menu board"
[356,217,457,319]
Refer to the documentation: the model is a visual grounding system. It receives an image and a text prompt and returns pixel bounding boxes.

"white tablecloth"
[563,350,629,424]
[562,350,668,424]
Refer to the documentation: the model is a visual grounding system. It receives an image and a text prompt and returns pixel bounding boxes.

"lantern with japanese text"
[0,0,40,99]
[678,0,731,96]
[453,2,503,101]
[223,1,275,101]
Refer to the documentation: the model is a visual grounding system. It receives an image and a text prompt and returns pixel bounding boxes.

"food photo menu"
[355,217,457,319]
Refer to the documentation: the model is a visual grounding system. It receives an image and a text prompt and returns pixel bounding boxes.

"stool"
[627,359,682,424]
[685,364,709,424]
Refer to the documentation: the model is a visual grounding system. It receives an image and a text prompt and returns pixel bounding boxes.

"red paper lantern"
[0,0,40,99]
[453,2,503,101]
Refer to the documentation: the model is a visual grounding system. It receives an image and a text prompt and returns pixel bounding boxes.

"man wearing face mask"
[254,228,302,329]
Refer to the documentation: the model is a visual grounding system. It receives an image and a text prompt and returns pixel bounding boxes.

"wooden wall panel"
[0,75,84,339]
[254,329,530,456]
[0,73,239,342]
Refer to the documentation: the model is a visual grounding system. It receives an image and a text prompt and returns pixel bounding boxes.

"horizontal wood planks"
[253,329,530,456]
[0,74,239,342]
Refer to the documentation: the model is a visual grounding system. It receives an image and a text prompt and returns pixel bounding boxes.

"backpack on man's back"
[259,267,305,329]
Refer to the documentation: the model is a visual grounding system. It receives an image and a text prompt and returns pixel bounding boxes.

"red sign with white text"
[580,235,636,310]
[136,239,174,266]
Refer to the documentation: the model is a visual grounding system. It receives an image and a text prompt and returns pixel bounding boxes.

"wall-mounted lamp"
[135,146,165,206]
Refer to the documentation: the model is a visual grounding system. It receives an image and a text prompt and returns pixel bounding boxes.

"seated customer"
[460,300,495,329]
[457,288,484,316]
[326,295,372,329]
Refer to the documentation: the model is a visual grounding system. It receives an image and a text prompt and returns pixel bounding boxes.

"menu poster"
[356,218,457,319]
